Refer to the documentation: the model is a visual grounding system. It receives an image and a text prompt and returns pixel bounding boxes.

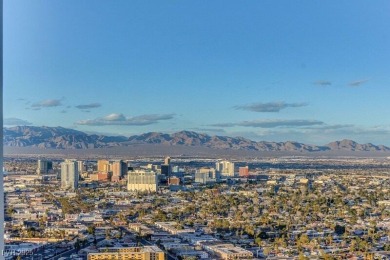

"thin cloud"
[234,101,308,112]
[191,128,226,133]
[331,127,390,136]
[75,103,101,110]
[228,126,390,145]
[303,124,354,130]
[17,98,31,105]
[210,119,324,128]
[295,126,390,138]
[4,118,33,126]
[75,113,175,126]
[313,80,332,86]
[239,119,323,128]
[302,126,390,144]
[31,99,63,108]
[209,123,236,128]
[103,113,126,121]
[349,79,369,87]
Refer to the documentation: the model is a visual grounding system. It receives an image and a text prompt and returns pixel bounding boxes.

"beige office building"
[88,246,165,260]
[112,160,127,178]
[127,170,158,192]
[97,159,110,172]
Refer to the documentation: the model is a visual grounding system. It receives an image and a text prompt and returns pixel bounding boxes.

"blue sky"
[4,1,390,145]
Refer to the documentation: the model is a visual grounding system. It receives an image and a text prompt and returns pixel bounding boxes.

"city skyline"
[4,1,390,145]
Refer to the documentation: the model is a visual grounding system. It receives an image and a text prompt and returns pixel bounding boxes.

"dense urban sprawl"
[3,157,390,260]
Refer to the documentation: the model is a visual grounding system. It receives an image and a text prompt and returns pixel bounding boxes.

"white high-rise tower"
[216,160,235,177]
[61,159,79,190]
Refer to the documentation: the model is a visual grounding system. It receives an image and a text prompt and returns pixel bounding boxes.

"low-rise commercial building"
[202,243,253,259]
[87,246,165,260]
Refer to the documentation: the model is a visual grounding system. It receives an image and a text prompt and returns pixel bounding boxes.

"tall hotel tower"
[61,159,79,190]
[216,160,235,177]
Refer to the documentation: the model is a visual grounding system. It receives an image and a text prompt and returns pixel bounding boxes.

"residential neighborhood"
[3,156,390,259]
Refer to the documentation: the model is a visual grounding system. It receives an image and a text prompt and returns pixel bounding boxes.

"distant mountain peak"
[327,139,387,151]
[3,126,390,152]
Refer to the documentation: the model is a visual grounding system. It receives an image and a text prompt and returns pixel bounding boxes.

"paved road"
[48,237,105,260]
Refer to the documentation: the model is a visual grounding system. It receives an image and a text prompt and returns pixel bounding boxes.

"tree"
[183,256,197,260]
[263,247,271,256]
[6,206,16,217]
[115,230,123,239]
[105,229,111,239]
[326,235,333,246]
[320,250,332,260]
[255,237,262,247]
[74,239,81,252]
[183,257,197,260]
[297,234,310,250]
[298,252,306,260]
[26,227,36,238]
[258,231,268,239]
[349,240,357,253]
[87,225,96,236]
[334,224,345,235]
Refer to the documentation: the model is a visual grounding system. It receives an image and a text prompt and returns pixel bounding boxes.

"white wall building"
[195,168,219,184]
[61,159,79,190]
[127,170,158,192]
[216,160,235,177]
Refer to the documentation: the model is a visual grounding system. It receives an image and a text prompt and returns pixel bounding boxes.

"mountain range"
[3,126,390,153]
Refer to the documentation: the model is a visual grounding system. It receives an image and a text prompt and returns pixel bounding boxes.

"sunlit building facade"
[127,170,158,192]
[60,159,79,190]
[216,160,235,177]
[88,246,165,260]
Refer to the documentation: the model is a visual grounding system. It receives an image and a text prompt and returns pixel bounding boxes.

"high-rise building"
[77,160,84,175]
[216,160,235,177]
[164,156,171,165]
[195,168,219,184]
[239,166,249,178]
[97,159,110,172]
[160,164,171,177]
[37,160,53,174]
[112,160,127,178]
[61,159,79,190]
[161,156,171,177]
[127,170,158,192]
[90,172,110,182]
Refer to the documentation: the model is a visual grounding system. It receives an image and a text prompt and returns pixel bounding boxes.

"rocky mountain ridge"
[3,126,390,152]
